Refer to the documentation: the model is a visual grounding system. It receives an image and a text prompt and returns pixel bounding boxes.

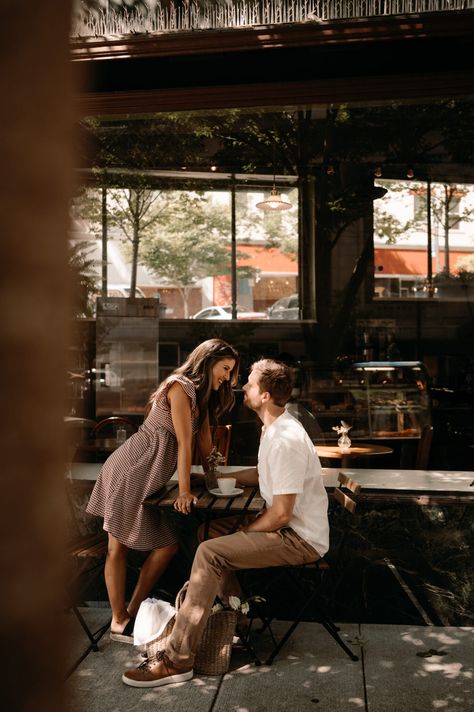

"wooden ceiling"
[72,11,474,116]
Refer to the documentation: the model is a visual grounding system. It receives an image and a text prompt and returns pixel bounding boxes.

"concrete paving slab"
[362,624,474,712]
[214,621,365,712]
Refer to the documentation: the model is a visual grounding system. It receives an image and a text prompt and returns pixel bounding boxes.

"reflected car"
[267,294,299,319]
[191,305,268,320]
[107,285,146,298]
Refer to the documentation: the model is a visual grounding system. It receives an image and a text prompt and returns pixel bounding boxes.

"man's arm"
[233,467,258,486]
[242,493,296,532]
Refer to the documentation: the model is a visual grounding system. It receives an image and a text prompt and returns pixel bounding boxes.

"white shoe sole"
[110,632,134,644]
[122,669,193,688]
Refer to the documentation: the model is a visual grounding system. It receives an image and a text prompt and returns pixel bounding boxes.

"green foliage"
[430,184,474,231]
[455,254,474,272]
[137,190,258,316]
[68,240,99,318]
[433,268,474,283]
[140,191,231,285]
[107,187,165,241]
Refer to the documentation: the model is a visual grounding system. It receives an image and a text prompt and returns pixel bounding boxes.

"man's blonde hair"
[250,359,294,407]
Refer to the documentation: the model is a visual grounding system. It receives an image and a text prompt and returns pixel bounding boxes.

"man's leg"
[197,515,255,604]
[122,527,318,686]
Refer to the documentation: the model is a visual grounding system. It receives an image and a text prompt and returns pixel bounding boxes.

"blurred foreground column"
[0,3,74,711]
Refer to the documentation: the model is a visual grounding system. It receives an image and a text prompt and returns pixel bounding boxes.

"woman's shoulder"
[168,374,196,391]
[160,374,197,403]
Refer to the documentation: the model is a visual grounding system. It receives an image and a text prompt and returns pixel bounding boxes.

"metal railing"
[72,1,474,38]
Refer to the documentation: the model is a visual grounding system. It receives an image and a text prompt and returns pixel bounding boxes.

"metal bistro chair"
[92,415,138,439]
[240,471,361,666]
[415,424,434,469]
[210,424,232,464]
[192,424,233,466]
[65,479,110,677]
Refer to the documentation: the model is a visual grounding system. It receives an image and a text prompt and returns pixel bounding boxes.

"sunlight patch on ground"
[426,630,464,646]
[424,661,466,679]
[348,697,364,707]
[401,631,425,646]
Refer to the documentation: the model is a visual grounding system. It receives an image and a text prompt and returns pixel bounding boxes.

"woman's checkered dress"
[87,375,198,550]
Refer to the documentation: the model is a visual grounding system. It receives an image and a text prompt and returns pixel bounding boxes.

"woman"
[86,338,239,643]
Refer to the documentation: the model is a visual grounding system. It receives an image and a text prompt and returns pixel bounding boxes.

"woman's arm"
[168,382,196,514]
[195,414,213,472]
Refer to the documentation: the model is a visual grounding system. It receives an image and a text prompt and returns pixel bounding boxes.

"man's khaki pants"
[166,524,319,669]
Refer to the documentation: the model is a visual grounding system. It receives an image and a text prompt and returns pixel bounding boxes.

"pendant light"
[256,138,292,211]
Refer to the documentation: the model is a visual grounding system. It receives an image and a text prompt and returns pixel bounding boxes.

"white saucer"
[209,487,244,498]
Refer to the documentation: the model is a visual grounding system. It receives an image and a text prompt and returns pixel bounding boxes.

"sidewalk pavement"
[66,607,473,712]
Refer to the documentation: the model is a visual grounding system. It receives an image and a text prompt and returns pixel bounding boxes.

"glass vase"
[205,469,218,492]
[338,433,351,453]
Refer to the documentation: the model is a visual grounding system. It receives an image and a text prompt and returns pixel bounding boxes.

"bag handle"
[175,581,189,611]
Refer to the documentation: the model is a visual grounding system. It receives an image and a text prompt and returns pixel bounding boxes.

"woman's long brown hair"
[146,338,239,426]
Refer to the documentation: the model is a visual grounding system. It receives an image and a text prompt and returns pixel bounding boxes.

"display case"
[300,361,430,441]
[299,363,368,441]
[352,361,431,439]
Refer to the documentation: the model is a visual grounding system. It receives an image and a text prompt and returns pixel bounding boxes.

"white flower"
[228,596,241,611]
[211,603,223,614]
[240,602,250,615]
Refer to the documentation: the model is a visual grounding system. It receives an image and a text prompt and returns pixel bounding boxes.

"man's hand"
[244,493,296,532]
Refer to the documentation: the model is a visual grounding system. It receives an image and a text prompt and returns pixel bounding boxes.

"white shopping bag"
[134,598,176,646]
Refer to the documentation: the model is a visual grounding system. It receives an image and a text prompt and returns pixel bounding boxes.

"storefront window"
[73,113,299,319]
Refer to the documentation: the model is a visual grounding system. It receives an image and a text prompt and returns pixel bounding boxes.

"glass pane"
[374,178,474,299]
[236,187,299,318]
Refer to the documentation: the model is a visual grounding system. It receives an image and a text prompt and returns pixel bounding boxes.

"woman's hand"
[173,491,197,514]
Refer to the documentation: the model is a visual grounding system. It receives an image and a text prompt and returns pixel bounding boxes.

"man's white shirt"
[258,410,329,557]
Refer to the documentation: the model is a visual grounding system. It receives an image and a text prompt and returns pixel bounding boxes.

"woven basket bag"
[146,582,238,675]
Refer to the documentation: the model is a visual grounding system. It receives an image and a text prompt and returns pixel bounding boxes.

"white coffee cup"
[217,477,236,495]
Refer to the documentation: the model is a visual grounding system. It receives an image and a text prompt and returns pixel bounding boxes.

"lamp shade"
[256,186,292,211]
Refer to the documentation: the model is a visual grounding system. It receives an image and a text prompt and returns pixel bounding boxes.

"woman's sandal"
[110,617,135,644]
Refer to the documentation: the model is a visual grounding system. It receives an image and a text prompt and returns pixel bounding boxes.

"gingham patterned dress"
[86,375,199,551]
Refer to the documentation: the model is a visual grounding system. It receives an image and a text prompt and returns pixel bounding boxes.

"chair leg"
[235,620,263,666]
[66,608,111,678]
[247,573,360,665]
[263,607,359,665]
[72,605,100,651]
[319,620,359,661]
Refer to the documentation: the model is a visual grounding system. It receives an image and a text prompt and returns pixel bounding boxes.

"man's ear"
[261,391,271,404]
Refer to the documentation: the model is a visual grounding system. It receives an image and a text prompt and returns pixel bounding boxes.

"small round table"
[314,442,394,469]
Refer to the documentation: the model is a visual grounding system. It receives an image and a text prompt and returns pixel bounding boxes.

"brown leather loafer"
[122,651,193,688]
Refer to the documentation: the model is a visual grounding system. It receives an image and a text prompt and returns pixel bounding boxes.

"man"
[122,358,329,687]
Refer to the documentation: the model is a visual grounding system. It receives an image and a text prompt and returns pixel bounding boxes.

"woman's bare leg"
[105,533,130,632]
[127,543,178,618]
